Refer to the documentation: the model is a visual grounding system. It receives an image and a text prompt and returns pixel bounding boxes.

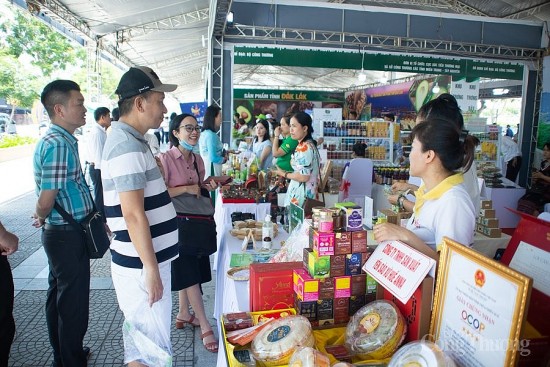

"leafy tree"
[0,9,83,76]
[0,50,39,115]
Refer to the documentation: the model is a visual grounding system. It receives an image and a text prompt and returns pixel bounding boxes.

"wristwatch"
[284,172,289,179]
[397,194,405,211]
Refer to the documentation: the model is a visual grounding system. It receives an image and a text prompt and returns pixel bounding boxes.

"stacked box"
[295,219,377,326]
[335,202,363,231]
[476,199,501,238]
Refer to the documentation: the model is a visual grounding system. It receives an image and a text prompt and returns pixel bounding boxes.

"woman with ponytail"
[274,111,320,207]
[374,118,477,260]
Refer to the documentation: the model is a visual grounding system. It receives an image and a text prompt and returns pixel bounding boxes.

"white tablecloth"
[214,226,290,366]
[212,192,271,271]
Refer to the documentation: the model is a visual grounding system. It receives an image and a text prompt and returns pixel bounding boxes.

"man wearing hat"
[102,66,179,366]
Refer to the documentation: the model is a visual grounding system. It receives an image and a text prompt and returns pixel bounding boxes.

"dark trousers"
[0,256,15,367]
[506,156,522,182]
[43,229,90,367]
[153,131,161,145]
[85,164,105,220]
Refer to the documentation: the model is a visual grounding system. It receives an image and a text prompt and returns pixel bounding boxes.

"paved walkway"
[2,157,219,366]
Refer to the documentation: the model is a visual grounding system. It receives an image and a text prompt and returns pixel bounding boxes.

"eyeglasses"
[179,125,201,133]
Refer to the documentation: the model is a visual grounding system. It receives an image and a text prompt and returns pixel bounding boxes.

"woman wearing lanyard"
[274,112,320,207]
[159,114,219,353]
[373,118,477,260]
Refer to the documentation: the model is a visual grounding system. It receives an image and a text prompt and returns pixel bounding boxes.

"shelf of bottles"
[471,128,501,164]
[373,166,410,186]
[322,120,395,163]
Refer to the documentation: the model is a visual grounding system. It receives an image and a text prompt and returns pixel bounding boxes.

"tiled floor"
[3,192,219,367]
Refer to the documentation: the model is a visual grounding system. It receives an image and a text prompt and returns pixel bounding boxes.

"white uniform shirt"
[406,184,475,251]
[86,122,107,169]
[501,135,521,163]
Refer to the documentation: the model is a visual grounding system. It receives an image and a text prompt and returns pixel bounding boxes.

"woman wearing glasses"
[159,114,219,353]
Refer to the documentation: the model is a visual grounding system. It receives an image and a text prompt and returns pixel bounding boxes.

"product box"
[345,252,369,276]
[221,308,296,367]
[335,202,363,232]
[249,261,302,311]
[479,208,496,218]
[222,312,254,332]
[330,254,346,277]
[312,229,335,256]
[351,274,367,296]
[349,295,366,316]
[500,212,550,367]
[477,216,499,228]
[318,277,334,299]
[334,275,352,298]
[480,199,493,209]
[294,295,317,322]
[366,273,378,295]
[383,276,434,343]
[333,297,350,324]
[307,249,331,279]
[334,231,352,255]
[351,230,368,253]
[303,247,310,270]
[293,268,319,302]
[379,209,412,226]
[317,298,334,326]
[476,223,502,238]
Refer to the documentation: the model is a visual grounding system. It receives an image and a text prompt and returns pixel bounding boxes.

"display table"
[471,232,511,258]
[482,178,526,228]
[212,191,271,271]
[214,225,290,366]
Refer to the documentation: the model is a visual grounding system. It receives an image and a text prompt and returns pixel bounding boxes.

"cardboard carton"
[479,208,496,218]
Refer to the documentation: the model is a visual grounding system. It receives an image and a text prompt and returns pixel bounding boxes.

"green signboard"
[289,203,304,233]
[233,89,343,102]
[234,46,524,80]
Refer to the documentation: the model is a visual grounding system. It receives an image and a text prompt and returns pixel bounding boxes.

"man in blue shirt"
[32,80,93,367]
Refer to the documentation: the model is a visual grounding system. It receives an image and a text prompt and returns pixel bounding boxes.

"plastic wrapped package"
[331,363,354,367]
[288,346,330,367]
[251,315,315,366]
[122,301,172,366]
[345,300,406,360]
[389,340,456,367]
[268,220,310,263]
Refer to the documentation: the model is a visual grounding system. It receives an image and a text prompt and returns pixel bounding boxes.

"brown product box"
[480,199,493,209]
[325,345,353,363]
[330,254,346,277]
[334,231,352,255]
[351,230,368,253]
[477,223,502,238]
[479,208,496,218]
[477,216,499,228]
[397,211,413,224]
[249,261,302,311]
[294,295,317,322]
[351,274,367,296]
[319,277,334,299]
[349,295,366,316]
[379,209,398,225]
[333,297,350,324]
[384,276,434,343]
[316,298,334,321]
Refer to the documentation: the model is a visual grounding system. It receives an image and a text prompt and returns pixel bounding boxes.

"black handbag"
[54,202,110,259]
[174,154,218,256]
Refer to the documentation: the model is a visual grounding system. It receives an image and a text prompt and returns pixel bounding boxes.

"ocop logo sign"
[461,310,485,332]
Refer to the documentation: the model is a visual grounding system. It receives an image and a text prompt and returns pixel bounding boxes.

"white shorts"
[111,261,172,362]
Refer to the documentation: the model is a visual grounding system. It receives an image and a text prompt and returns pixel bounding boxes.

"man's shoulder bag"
[54,202,110,259]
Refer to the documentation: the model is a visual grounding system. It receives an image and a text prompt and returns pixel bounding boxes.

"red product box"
[293,268,319,302]
[334,231,352,255]
[330,254,346,277]
[351,230,368,253]
[312,229,335,256]
[333,297,350,324]
[383,276,434,343]
[351,274,367,296]
[249,261,303,311]
[319,277,334,299]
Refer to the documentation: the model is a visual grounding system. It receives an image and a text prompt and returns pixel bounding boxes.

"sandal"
[201,330,219,353]
[175,315,200,329]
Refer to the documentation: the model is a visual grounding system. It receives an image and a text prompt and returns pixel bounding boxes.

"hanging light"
[432,81,440,94]
[226,11,234,27]
[379,72,388,84]
[357,48,366,82]
[492,88,509,96]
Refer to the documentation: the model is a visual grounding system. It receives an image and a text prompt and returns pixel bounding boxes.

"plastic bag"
[268,220,310,263]
[122,300,172,367]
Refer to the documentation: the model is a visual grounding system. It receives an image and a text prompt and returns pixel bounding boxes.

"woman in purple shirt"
[159,114,219,353]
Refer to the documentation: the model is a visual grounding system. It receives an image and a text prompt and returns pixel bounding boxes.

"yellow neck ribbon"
[414,173,464,218]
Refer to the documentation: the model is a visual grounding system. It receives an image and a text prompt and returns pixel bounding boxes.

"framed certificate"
[429,237,532,367]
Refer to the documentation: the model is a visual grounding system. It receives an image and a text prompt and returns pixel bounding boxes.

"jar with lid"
[318,209,334,233]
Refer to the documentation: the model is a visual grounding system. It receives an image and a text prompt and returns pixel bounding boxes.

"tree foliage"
[0,50,39,109]
[0,10,82,76]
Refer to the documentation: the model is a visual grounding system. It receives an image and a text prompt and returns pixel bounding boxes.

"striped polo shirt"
[102,121,178,269]
[33,124,93,225]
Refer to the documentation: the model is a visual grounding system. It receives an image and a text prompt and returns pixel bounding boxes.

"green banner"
[234,46,524,80]
[233,89,343,101]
